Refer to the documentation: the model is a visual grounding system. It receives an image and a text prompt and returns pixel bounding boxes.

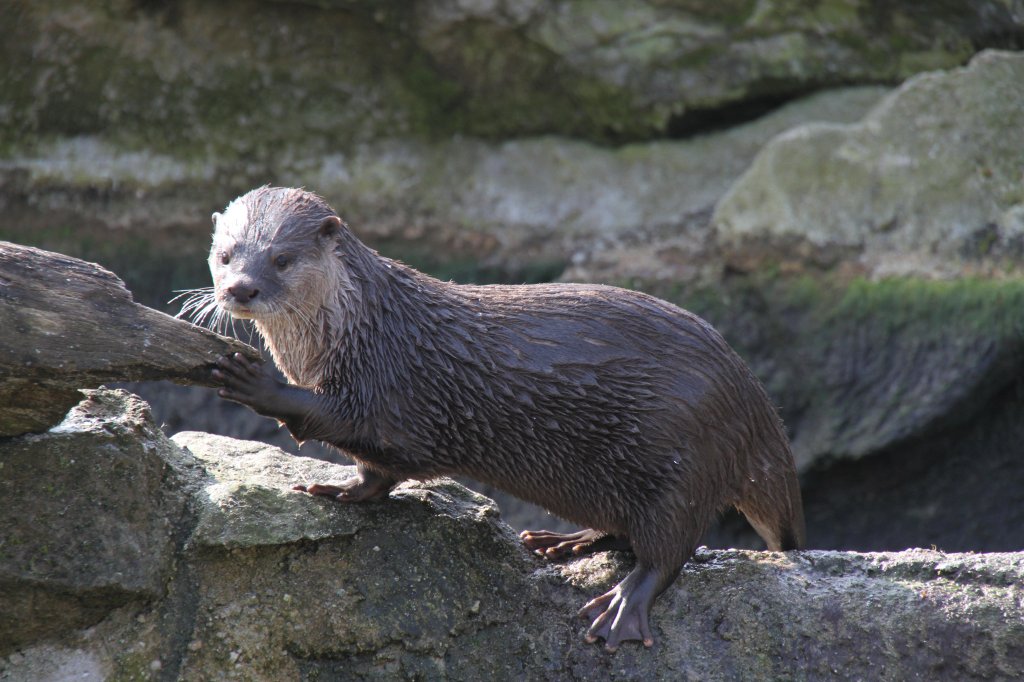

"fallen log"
[0,241,259,436]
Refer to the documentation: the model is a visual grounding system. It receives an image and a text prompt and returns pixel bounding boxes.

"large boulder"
[2,390,1022,680]
[0,390,195,654]
[297,86,886,278]
[713,50,1024,278]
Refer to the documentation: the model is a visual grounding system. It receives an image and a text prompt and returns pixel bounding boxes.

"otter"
[200,186,805,652]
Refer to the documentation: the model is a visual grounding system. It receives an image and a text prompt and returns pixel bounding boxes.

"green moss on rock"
[654,273,1024,469]
[825,277,1024,339]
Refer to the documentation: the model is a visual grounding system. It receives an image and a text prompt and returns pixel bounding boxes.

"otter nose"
[227,284,259,305]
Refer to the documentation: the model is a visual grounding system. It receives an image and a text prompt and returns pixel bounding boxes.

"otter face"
[209,187,343,323]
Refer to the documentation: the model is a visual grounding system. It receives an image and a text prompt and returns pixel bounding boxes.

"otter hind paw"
[579,566,661,653]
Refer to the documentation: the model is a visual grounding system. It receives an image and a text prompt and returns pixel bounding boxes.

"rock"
[169,431,536,679]
[2,1,1019,147]
[726,278,1024,470]
[0,389,196,654]
[1,391,1023,680]
[171,431,375,550]
[713,50,1024,278]
[3,0,1016,291]
[303,86,887,275]
[795,375,1024,552]
[0,241,259,436]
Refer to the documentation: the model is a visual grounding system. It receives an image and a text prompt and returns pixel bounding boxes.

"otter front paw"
[293,478,393,503]
[211,353,284,416]
[293,466,399,503]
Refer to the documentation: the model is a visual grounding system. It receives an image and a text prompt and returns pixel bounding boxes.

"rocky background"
[2,4,1024,672]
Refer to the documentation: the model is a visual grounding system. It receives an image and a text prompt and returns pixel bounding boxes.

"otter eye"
[219,252,230,265]
[275,254,290,269]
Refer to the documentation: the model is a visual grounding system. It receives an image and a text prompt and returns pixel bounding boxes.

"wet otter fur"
[202,186,805,652]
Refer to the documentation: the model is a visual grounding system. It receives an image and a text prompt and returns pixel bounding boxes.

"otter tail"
[735,444,806,551]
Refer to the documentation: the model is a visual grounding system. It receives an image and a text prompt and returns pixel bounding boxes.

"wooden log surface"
[0,241,259,436]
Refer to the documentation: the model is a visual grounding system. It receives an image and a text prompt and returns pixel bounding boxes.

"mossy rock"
[714,50,1024,277]
[2,0,1021,153]
[660,274,1024,470]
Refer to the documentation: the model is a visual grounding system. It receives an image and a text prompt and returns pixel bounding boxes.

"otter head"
[209,186,347,325]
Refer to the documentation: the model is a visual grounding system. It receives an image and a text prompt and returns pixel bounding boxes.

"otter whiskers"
[171,287,238,339]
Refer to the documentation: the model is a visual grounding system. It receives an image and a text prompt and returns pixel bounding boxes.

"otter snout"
[227,283,260,305]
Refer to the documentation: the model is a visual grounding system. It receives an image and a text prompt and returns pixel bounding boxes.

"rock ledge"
[1,390,1021,680]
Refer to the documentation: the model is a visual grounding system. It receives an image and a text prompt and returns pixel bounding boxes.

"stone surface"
[171,432,533,680]
[173,431,376,549]
[0,390,196,654]
[0,241,259,436]
[794,375,1024,552]
[2,393,1023,680]
[298,86,887,277]
[714,50,1024,277]
[714,277,1024,470]
[2,0,1019,148]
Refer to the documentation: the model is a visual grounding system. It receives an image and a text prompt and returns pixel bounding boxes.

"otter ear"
[318,216,342,240]
[211,212,221,228]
